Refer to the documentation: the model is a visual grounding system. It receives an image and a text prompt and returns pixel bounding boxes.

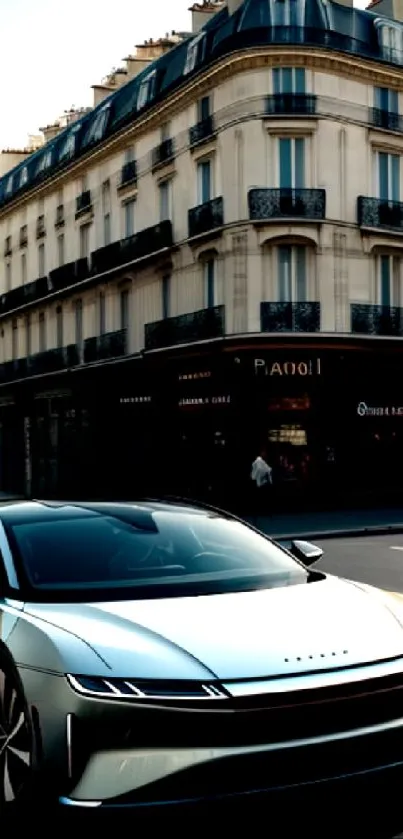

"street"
[315,533,403,593]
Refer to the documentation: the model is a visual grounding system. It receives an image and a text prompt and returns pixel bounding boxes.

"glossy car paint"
[1,501,403,815]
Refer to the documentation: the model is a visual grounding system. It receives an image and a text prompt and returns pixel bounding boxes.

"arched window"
[374,19,403,64]
[19,166,29,187]
[36,149,52,177]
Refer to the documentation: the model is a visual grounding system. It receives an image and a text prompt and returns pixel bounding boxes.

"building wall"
[1,53,403,362]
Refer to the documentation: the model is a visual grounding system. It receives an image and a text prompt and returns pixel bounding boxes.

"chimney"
[189,1,224,33]
[366,0,403,18]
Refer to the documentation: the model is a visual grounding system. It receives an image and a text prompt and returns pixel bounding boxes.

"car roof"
[0,498,232,526]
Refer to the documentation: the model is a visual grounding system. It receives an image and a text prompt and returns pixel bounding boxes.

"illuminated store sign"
[179,396,231,407]
[120,396,152,404]
[254,358,321,377]
[357,401,403,417]
[178,371,212,382]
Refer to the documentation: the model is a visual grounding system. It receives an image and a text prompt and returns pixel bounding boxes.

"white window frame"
[159,179,172,222]
[36,149,52,177]
[183,33,205,75]
[276,245,308,302]
[375,19,403,63]
[83,104,110,146]
[124,199,135,239]
[137,70,157,110]
[58,123,81,162]
[20,166,29,187]
[376,253,402,307]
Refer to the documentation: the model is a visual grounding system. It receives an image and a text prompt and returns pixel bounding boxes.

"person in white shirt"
[251,449,273,513]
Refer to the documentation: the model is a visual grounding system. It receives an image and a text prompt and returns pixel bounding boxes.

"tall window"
[75,299,83,345]
[378,254,401,307]
[5,263,11,292]
[12,320,18,360]
[39,312,46,353]
[159,180,171,222]
[21,253,27,285]
[277,246,307,302]
[56,306,63,348]
[120,289,130,331]
[377,152,400,201]
[79,224,90,259]
[99,292,106,335]
[374,86,398,114]
[197,159,211,204]
[162,275,171,319]
[38,243,45,277]
[204,258,215,308]
[102,180,111,246]
[279,138,305,188]
[197,96,210,121]
[25,314,31,357]
[125,145,135,164]
[273,68,305,94]
[124,200,135,238]
[57,234,65,268]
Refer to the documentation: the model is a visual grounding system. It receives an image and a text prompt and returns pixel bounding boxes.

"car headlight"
[66,674,227,700]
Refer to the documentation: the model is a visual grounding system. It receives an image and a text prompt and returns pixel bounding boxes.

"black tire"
[0,652,35,815]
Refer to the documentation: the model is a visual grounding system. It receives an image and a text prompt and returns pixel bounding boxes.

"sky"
[0,0,368,150]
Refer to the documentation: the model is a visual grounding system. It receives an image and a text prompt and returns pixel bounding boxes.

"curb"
[270,524,403,542]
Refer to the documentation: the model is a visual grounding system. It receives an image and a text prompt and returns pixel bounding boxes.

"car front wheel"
[0,656,34,813]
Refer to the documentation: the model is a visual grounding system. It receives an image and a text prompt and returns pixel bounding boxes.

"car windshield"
[6,507,311,601]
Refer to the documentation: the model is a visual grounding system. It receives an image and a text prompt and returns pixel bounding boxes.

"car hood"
[24,576,403,680]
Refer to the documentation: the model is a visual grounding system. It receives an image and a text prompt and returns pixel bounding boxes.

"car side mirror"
[290,539,324,566]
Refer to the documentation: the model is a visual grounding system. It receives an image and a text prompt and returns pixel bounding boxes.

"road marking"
[390,546,403,551]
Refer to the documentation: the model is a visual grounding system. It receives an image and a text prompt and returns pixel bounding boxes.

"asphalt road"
[314,532,403,593]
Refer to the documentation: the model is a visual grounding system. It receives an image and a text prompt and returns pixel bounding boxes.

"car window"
[6,510,308,600]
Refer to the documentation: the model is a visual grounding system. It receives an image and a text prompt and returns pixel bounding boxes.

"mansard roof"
[1,0,402,207]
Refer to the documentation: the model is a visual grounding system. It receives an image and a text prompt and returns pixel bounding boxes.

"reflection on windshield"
[7,511,307,598]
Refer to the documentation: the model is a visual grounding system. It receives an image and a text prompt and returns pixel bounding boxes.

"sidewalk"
[244,507,403,541]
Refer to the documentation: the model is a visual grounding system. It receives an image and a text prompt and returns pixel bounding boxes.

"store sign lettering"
[120,396,152,404]
[179,396,231,407]
[357,401,403,417]
[254,358,321,377]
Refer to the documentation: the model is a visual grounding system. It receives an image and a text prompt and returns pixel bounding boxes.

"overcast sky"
[0,0,368,150]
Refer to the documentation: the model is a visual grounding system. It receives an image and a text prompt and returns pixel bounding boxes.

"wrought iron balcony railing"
[48,258,89,292]
[55,204,65,227]
[188,197,224,239]
[249,188,326,221]
[91,241,122,275]
[357,196,403,231]
[261,301,321,333]
[266,94,317,117]
[36,215,46,239]
[28,345,80,376]
[145,305,225,351]
[83,329,127,364]
[189,116,215,147]
[75,190,92,218]
[120,159,137,187]
[370,108,403,132]
[151,138,174,171]
[351,304,403,336]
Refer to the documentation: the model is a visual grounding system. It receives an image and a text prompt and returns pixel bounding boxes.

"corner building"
[1,0,403,508]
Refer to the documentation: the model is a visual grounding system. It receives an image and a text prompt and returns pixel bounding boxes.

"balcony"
[357,196,403,232]
[19,229,28,248]
[91,242,122,275]
[189,116,215,148]
[266,94,317,117]
[370,108,403,132]
[145,305,225,351]
[188,197,224,239]
[152,138,174,172]
[36,215,46,239]
[351,304,403,337]
[249,188,326,222]
[83,329,127,364]
[55,204,65,227]
[119,220,173,264]
[120,160,137,188]
[261,301,321,333]
[28,345,80,376]
[0,276,50,316]
[75,190,92,219]
[48,258,89,292]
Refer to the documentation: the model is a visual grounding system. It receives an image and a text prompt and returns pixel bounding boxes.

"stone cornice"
[2,45,403,219]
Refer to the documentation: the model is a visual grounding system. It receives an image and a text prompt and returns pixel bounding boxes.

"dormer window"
[5,175,13,197]
[58,123,81,163]
[36,149,52,176]
[83,103,110,147]
[183,32,205,75]
[272,0,302,28]
[137,70,157,110]
[374,19,403,64]
[20,167,29,187]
